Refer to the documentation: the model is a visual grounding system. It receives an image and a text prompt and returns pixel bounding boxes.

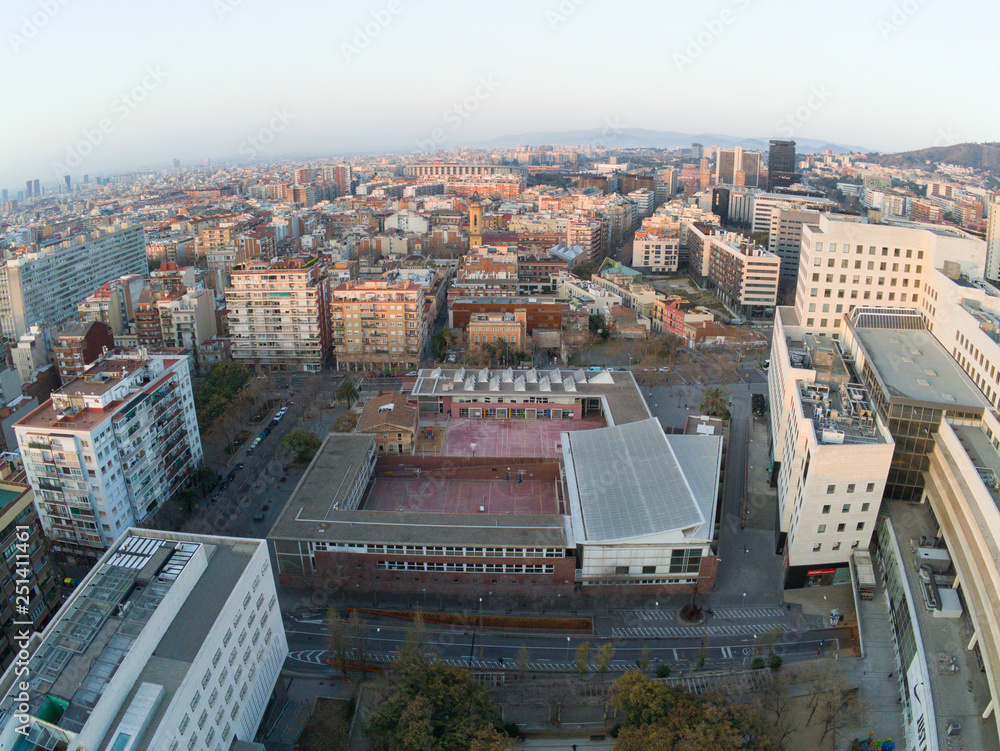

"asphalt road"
[281,610,851,675]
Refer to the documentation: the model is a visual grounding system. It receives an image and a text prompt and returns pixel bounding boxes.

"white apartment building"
[14,352,202,558]
[157,288,218,351]
[767,207,823,283]
[986,194,1000,282]
[0,224,147,338]
[226,257,329,373]
[793,215,986,335]
[687,223,780,317]
[632,230,679,273]
[558,277,623,315]
[0,529,288,751]
[751,193,837,234]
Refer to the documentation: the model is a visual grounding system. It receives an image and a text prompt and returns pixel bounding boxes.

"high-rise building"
[0,224,147,339]
[14,351,202,558]
[0,528,287,751]
[32,179,39,198]
[294,167,312,184]
[24,180,31,199]
[0,190,6,204]
[330,280,426,371]
[63,175,70,191]
[986,194,1000,282]
[53,321,115,381]
[691,143,704,160]
[767,139,797,191]
[227,257,330,372]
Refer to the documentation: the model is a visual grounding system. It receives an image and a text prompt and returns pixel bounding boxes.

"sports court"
[364,474,562,515]
[442,417,604,458]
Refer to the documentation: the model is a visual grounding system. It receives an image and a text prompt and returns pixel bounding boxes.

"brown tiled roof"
[356,392,417,434]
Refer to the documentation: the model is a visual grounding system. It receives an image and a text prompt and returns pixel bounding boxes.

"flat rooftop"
[412,367,652,427]
[852,319,990,410]
[953,424,1000,506]
[799,380,887,445]
[363,474,561,516]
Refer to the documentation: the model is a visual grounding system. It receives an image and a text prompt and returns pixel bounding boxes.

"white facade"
[986,195,1000,282]
[0,530,288,751]
[632,230,679,273]
[15,353,202,556]
[0,224,147,338]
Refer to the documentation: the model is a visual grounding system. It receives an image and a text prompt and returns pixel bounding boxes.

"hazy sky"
[2,0,998,191]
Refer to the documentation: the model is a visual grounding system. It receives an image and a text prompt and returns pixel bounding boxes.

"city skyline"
[3,0,999,190]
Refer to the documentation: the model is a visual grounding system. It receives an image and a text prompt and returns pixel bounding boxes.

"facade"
[0,225,147,339]
[405,163,523,178]
[715,147,761,188]
[792,215,985,336]
[449,296,561,335]
[156,288,218,352]
[987,194,1000,282]
[697,230,780,318]
[632,230,680,273]
[227,257,329,373]
[78,286,126,335]
[329,280,425,372]
[0,470,59,672]
[53,322,115,381]
[0,530,287,751]
[355,392,417,455]
[767,139,797,191]
[14,352,202,558]
[467,310,527,352]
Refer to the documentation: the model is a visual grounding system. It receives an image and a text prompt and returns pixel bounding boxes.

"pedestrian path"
[611,622,796,639]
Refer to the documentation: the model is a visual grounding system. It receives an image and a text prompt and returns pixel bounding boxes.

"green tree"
[574,640,591,677]
[595,643,615,675]
[364,656,509,751]
[698,387,730,419]
[432,329,455,360]
[574,261,599,280]
[280,429,322,463]
[336,378,360,406]
[195,360,251,426]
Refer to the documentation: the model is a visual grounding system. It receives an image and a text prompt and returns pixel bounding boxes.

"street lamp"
[479,597,483,631]
[742,592,747,609]
[566,636,571,661]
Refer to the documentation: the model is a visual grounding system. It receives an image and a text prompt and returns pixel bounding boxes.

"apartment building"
[467,310,527,351]
[688,223,780,317]
[404,163,524,178]
[447,246,519,302]
[227,257,329,373]
[156,287,218,352]
[14,352,202,559]
[566,216,607,263]
[792,215,985,335]
[53,322,115,381]
[78,286,126,335]
[632,229,680,273]
[0,224,146,338]
[0,529,287,751]
[330,280,425,372]
[0,469,60,672]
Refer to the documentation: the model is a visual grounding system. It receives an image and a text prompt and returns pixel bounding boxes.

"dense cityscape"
[2,2,1000,751]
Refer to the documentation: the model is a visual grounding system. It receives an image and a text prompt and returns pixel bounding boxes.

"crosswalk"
[288,650,634,673]
[611,622,795,639]
[616,607,786,622]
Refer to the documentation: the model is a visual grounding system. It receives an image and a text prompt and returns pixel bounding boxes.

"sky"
[2,0,999,192]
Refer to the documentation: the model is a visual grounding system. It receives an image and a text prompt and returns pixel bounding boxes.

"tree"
[432,329,456,361]
[280,429,322,463]
[595,643,615,675]
[698,386,730,419]
[336,378,360,407]
[639,645,651,671]
[574,640,591,677]
[195,360,251,427]
[659,332,684,361]
[364,656,510,751]
[326,607,350,677]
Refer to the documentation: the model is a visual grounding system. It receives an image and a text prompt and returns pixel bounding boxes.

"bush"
[768,653,783,671]
[751,657,766,670]
[655,664,671,678]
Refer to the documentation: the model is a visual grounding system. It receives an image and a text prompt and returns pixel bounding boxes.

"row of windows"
[825,484,876,495]
[817,522,865,533]
[377,561,555,574]
[361,544,563,558]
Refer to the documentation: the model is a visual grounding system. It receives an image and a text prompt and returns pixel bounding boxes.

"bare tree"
[595,643,615,675]
[756,670,799,747]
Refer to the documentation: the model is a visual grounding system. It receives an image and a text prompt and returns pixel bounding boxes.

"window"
[179,714,190,734]
[847,484,855,493]
[822,505,831,514]
[208,688,217,707]
[842,504,850,513]
[862,503,870,512]
[642,565,656,574]
[817,524,826,534]
[212,649,222,668]
[832,542,841,551]
[866,483,875,492]
[826,485,835,494]
[201,669,211,689]
[614,566,629,575]
[197,710,207,730]
[190,692,201,711]
[813,543,822,552]
[856,522,865,531]
[837,523,845,532]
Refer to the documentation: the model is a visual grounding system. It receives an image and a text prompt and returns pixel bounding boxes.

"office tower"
[294,167,311,185]
[227,257,330,372]
[63,174,71,191]
[0,529,287,751]
[768,139,797,191]
[25,180,32,199]
[15,351,202,558]
[711,187,730,224]
[986,195,1000,282]
[83,173,89,184]
[716,148,738,185]
[717,149,761,188]
[330,280,426,372]
[32,179,40,197]
[691,143,704,160]
[173,157,181,169]
[0,189,6,204]
[0,224,147,338]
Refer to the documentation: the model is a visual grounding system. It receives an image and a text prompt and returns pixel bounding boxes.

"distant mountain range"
[866,142,1000,172]
[470,128,867,154]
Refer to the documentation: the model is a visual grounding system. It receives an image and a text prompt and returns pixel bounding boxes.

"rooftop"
[849,309,991,410]
[562,418,716,543]
[798,380,887,445]
[411,367,651,427]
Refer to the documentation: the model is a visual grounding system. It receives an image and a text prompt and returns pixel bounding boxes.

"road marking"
[721,646,733,659]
